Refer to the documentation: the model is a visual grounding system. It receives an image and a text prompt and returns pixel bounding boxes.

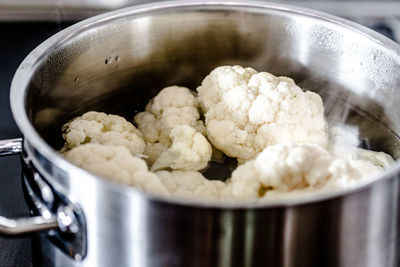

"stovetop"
[0,22,71,267]
[0,17,398,267]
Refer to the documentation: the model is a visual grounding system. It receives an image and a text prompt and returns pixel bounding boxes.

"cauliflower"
[61,111,145,155]
[134,86,206,164]
[197,65,327,162]
[58,66,395,202]
[329,145,394,177]
[151,125,212,171]
[231,143,361,200]
[64,143,168,195]
[156,170,231,200]
[328,125,394,176]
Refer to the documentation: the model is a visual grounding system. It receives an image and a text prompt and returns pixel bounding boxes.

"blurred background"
[1,0,400,23]
[0,0,399,266]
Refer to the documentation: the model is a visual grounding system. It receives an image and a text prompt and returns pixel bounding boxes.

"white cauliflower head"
[197,65,328,162]
[156,170,231,200]
[64,143,168,195]
[135,86,206,164]
[151,125,212,172]
[231,143,361,200]
[61,111,145,155]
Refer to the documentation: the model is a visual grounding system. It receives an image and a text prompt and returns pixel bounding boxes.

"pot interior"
[24,5,400,161]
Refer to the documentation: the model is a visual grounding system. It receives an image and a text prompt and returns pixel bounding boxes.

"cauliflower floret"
[151,125,212,171]
[329,144,394,177]
[64,143,168,195]
[61,111,145,155]
[197,65,327,162]
[328,126,394,178]
[156,170,231,200]
[143,143,169,165]
[135,86,206,164]
[231,143,361,200]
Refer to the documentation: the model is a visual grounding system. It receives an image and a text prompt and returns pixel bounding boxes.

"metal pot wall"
[1,1,400,266]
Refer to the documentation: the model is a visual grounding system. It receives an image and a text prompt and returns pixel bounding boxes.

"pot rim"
[10,0,400,209]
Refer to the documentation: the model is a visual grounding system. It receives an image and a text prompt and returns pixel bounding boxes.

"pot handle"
[0,138,59,235]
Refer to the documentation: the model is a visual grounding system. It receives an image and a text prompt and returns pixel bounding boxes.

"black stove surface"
[0,22,70,267]
[0,20,398,267]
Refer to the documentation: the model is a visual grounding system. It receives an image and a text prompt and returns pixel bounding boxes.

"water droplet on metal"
[75,254,82,261]
[105,57,112,64]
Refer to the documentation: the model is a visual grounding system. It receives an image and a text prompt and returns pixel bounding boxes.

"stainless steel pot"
[1,1,400,266]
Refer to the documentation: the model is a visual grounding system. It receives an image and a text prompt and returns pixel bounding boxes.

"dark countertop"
[0,22,70,267]
[0,19,397,267]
